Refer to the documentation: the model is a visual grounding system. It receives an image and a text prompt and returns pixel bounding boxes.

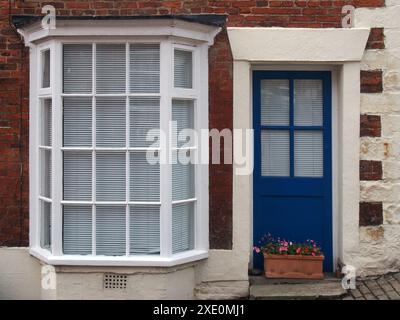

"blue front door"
[253,71,333,272]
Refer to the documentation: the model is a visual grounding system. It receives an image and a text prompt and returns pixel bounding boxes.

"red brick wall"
[0,0,385,248]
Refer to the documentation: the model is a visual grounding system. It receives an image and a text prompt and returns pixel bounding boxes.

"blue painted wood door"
[253,71,333,272]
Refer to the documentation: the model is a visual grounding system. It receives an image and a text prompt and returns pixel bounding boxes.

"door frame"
[250,65,340,271]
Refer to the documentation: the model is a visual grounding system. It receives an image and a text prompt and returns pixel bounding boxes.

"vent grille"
[104,274,127,290]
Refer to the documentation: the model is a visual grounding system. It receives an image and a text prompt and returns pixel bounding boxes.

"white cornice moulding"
[227,27,370,62]
[18,19,221,46]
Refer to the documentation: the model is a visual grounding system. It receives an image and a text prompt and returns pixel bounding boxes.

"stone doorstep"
[249,275,347,300]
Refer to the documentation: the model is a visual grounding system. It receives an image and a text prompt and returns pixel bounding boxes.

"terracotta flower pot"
[263,253,324,280]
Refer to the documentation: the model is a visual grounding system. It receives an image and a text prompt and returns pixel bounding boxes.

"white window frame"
[20,19,220,266]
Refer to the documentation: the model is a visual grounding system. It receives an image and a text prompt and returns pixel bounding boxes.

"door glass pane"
[261,130,290,177]
[294,79,323,126]
[294,131,323,177]
[261,79,289,126]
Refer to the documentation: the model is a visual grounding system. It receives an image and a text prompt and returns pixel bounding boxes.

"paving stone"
[342,295,354,300]
[350,289,363,299]
[249,282,347,300]
[385,291,400,300]
[358,284,371,295]
[377,295,389,300]
[394,273,400,281]
[364,294,377,300]
[364,280,380,290]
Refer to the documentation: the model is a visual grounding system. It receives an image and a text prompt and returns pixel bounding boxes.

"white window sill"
[30,247,208,267]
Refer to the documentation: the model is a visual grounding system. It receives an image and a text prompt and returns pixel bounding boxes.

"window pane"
[63,206,92,255]
[294,79,323,126]
[174,49,192,88]
[130,205,160,255]
[294,131,323,177]
[96,97,126,147]
[172,202,194,254]
[172,151,194,201]
[130,152,159,202]
[129,97,159,148]
[130,44,160,93]
[63,152,92,201]
[96,152,126,201]
[261,130,290,177]
[96,206,126,256]
[41,99,52,146]
[172,100,194,148]
[63,97,92,147]
[40,149,52,198]
[40,200,51,250]
[63,44,92,93]
[42,49,50,88]
[261,79,289,126]
[96,44,126,94]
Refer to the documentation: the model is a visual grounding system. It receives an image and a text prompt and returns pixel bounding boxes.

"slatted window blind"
[63,206,92,255]
[96,44,126,94]
[261,79,289,126]
[42,49,50,88]
[294,80,323,126]
[40,200,51,249]
[294,131,323,177]
[261,130,290,177]
[63,44,92,93]
[130,206,160,254]
[40,149,52,198]
[59,42,198,257]
[63,97,92,147]
[172,203,194,253]
[130,97,160,147]
[130,44,160,93]
[41,99,52,147]
[174,49,193,89]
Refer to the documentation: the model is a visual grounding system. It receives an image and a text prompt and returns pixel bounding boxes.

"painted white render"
[355,4,400,275]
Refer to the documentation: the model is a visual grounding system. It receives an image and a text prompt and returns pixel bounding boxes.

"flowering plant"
[253,234,322,257]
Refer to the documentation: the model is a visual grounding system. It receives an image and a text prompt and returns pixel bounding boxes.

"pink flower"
[312,252,316,257]
[296,248,301,255]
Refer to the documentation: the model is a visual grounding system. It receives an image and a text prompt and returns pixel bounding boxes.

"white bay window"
[20,18,220,266]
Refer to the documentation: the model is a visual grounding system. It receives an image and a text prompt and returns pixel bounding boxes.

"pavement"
[343,272,400,300]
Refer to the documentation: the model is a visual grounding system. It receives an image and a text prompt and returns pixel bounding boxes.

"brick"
[361,70,383,93]
[366,28,385,50]
[360,202,383,226]
[360,160,383,181]
[360,115,381,137]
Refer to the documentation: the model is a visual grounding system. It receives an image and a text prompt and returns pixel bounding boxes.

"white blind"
[63,97,92,147]
[172,159,194,201]
[96,152,126,201]
[63,206,92,255]
[130,206,160,254]
[40,149,51,198]
[63,152,92,201]
[172,203,194,254]
[174,49,192,88]
[130,152,159,202]
[130,97,160,148]
[42,49,50,88]
[261,130,290,177]
[96,97,126,147]
[96,44,126,94]
[172,100,194,148]
[294,79,323,126]
[96,206,126,256]
[130,44,160,93]
[294,131,323,177]
[63,44,92,93]
[261,79,289,126]
[41,99,52,147]
[40,200,51,249]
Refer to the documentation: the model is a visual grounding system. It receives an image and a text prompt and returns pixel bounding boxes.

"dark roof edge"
[12,14,227,29]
